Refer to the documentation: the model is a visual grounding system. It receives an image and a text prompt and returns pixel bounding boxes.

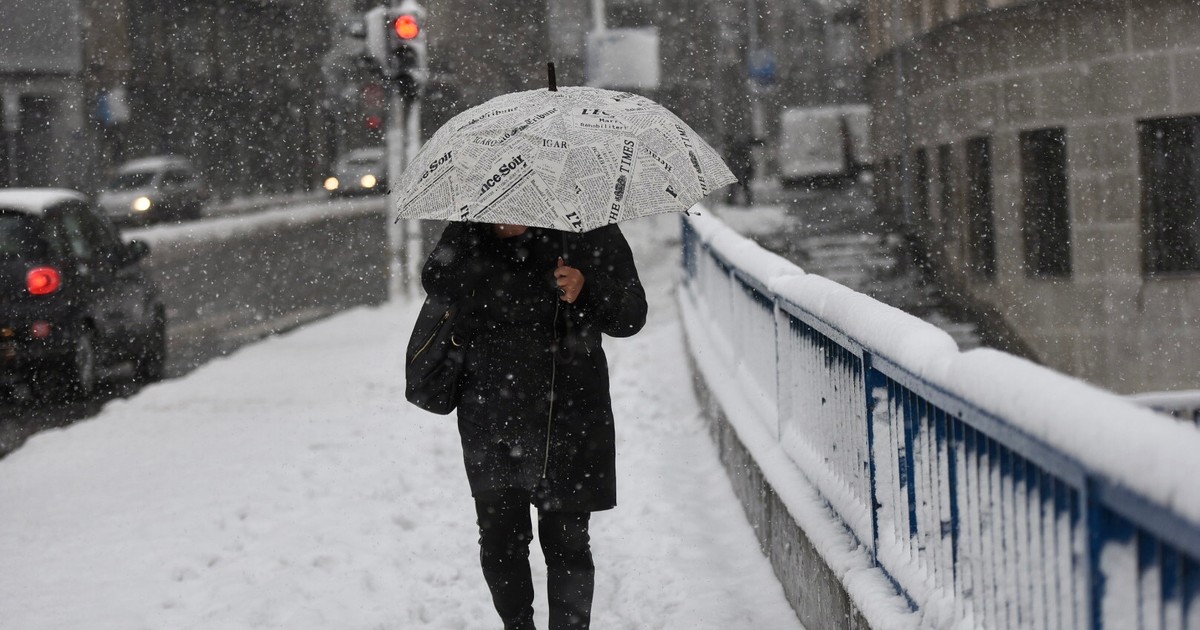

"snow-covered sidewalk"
[0,214,806,630]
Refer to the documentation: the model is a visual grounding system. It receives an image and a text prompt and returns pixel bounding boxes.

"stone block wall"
[865,0,1200,393]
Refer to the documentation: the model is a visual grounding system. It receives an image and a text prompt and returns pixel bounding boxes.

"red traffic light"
[393,14,420,40]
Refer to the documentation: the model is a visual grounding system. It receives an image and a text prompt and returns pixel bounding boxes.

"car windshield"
[0,212,47,257]
[106,171,156,190]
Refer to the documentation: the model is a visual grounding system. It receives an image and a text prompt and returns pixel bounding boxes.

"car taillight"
[27,266,61,295]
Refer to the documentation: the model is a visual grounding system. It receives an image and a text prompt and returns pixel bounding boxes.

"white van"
[777,104,872,184]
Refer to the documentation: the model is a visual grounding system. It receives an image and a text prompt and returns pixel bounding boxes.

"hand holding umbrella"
[554,256,584,303]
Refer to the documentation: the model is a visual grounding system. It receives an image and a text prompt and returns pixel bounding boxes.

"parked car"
[0,189,166,401]
[324,147,387,196]
[97,155,208,225]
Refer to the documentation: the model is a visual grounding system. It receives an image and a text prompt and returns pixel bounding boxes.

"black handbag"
[405,294,474,414]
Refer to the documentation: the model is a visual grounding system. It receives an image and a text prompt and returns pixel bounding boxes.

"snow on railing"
[679,212,1200,630]
[1128,390,1200,427]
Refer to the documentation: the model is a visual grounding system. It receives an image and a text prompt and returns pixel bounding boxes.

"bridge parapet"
[679,212,1200,629]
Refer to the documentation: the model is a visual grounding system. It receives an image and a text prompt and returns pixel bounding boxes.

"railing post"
[1084,480,1100,630]
[1085,481,1137,630]
[946,415,961,583]
[774,297,784,442]
[901,385,919,541]
[863,351,886,562]
[680,215,694,282]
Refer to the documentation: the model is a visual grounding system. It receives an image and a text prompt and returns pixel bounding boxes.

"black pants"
[474,489,594,630]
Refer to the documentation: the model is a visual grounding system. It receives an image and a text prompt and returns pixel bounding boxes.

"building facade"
[1,0,331,197]
[864,0,1200,393]
[121,0,330,196]
[0,0,89,189]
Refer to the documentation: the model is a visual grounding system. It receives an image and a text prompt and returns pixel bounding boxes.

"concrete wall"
[684,328,872,630]
[864,0,1200,393]
[134,201,389,345]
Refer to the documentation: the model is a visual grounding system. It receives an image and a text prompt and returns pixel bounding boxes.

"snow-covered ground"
[0,214,807,630]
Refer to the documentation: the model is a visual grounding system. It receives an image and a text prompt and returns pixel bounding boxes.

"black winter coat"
[421,222,647,512]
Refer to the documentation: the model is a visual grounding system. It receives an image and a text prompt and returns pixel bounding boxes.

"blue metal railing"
[679,214,1200,629]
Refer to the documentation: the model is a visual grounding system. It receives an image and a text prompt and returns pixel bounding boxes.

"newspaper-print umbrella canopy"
[395,86,736,233]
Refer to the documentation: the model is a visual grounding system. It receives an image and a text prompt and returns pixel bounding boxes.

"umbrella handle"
[547,62,557,92]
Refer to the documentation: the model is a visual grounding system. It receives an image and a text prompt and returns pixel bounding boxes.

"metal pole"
[386,89,407,300]
[4,133,15,186]
[591,0,606,31]
[889,0,914,233]
[3,94,19,186]
[404,98,422,300]
[746,0,764,187]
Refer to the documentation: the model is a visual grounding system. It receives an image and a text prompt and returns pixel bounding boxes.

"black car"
[0,189,166,400]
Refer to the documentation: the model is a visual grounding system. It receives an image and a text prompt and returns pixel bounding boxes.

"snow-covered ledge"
[677,211,1200,630]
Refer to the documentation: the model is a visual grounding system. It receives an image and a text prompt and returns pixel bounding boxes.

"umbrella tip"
[547,62,557,92]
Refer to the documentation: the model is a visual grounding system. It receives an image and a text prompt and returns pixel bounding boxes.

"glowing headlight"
[323,177,339,191]
[132,196,152,212]
[360,174,377,189]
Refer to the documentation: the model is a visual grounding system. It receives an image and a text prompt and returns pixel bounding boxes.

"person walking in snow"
[420,220,648,630]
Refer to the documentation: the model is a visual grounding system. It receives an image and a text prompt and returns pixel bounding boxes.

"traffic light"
[364,1,427,99]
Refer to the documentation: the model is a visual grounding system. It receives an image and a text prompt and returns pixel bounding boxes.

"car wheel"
[135,310,167,383]
[64,326,99,399]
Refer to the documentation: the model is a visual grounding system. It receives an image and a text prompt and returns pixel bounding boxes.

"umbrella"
[394,83,736,233]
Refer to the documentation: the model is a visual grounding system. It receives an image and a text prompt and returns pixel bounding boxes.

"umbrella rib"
[472,169,534,219]
[406,164,454,202]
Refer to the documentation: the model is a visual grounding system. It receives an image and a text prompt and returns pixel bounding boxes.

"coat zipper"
[542,299,561,478]
[545,237,569,479]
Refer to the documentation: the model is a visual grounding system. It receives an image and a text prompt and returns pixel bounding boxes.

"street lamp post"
[3,94,19,185]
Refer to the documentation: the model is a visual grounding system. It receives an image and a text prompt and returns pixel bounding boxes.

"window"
[1020,128,1071,278]
[54,210,96,263]
[937,144,954,236]
[162,170,193,186]
[913,147,930,227]
[0,212,46,257]
[965,137,996,278]
[107,172,154,190]
[53,202,122,266]
[1140,115,1200,274]
[70,202,125,264]
[876,156,900,225]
